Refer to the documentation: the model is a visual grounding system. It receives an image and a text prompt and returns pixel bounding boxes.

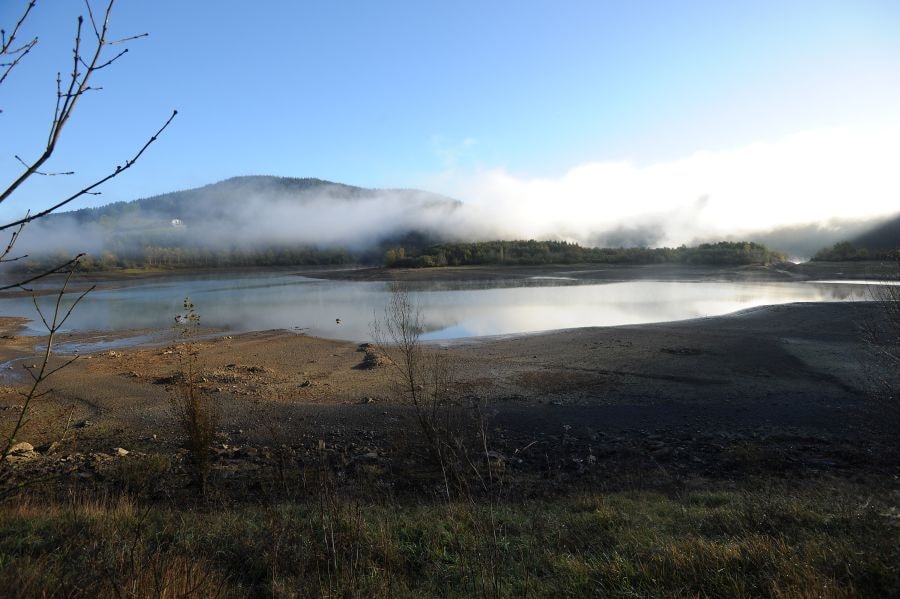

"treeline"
[812,241,899,262]
[12,231,441,273]
[16,245,362,273]
[383,240,787,268]
[11,238,788,273]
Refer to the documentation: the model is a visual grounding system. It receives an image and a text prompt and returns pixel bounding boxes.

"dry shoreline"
[1,263,897,501]
[1,302,896,483]
[2,258,897,291]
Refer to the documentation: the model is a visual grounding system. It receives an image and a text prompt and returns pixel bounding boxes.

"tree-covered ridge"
[383,240,788,268]
[58,176,460,224]
[812,241,900,262]
[14,239,788,273]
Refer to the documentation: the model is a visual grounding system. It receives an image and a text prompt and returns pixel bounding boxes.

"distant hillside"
[812,213,900,261]
[58,175,460,228]
[16,176,462,268]
[851,213,900,251]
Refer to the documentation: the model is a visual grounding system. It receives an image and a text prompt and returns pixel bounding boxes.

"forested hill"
[58,176,460,225]
[812,213,900,261]
[15,176,790,271]
[17,176,460,269]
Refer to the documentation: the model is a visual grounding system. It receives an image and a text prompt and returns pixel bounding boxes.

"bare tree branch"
[108,32,148,46]
[0,1,37,55]
[0,1,173,497]
[0,0,151,207]
[83,0,101,41]
[0,217,27,262]
[1,260,86,471]
[0,1,38,89]
[0,253,85,291]
[0,109,177,232]
[13,155,74,176]
[0,36,37,88]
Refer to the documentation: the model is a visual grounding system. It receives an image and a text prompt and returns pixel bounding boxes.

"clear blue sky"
[2,0,899,223]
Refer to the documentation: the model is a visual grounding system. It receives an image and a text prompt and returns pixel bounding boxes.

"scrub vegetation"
[813,241,899,262]
[0,481,896,598]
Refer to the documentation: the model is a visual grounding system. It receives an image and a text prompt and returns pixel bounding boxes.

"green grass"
[0,482,896,598]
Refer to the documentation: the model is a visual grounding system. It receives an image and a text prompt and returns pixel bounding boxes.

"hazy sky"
[2,0,899,239]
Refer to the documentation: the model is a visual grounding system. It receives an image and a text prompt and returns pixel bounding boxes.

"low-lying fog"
[6,125,899,261]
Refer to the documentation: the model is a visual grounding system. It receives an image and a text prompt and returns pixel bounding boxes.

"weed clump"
[168,297,218,496]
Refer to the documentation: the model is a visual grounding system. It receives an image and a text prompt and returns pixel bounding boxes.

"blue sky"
[2,0,900,238]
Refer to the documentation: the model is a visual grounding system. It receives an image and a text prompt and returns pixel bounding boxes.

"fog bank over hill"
[15,177,470,259]
[721,217,900,261]
[11,174,900,263]
[434,125,900,258]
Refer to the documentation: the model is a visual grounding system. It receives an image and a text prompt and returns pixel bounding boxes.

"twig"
[13,155,74,176]
[0,253,84,291]
[1,259,89,475]
[0,1,37,88]
[0,110,177,231]
[0,0,160,207]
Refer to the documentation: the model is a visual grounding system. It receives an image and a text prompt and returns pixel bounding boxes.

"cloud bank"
[8,124,900,263]
[440,124,900,251]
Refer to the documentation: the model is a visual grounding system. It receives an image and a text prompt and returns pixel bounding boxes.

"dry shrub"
[371,286,503,508]
[862,254,900,426]
[169,298,219,495]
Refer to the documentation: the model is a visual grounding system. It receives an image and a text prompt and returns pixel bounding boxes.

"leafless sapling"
[0,1,175,487]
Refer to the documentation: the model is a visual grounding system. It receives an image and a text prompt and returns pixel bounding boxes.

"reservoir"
[0,271,876,343]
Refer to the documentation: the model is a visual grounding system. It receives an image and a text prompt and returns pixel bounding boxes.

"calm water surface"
[0,272,872,343]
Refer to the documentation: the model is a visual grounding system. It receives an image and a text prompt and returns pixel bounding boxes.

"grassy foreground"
[1,480,896,598]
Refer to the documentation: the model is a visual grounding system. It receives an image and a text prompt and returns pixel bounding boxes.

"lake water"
[0,272,875,344]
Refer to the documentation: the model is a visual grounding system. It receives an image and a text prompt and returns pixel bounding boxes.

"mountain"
[850,212,900,251]
[20,176,463,266]
[810,212,900,261]
[59,175,460,229]
[712,213,900,261]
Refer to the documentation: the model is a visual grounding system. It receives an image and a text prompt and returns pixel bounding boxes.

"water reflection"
[0,273,872,342]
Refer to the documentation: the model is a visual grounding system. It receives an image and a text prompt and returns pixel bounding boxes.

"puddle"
[50,331,172,355]
[0,356,35,385]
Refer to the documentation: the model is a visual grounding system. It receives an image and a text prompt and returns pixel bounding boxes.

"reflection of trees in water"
[826,288,855,300]
[0,276,880,340]
[396,278,583,292]
[808,284,874,301]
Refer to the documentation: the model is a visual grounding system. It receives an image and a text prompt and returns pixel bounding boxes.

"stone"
[36,441,60,454]
[114,447,129,457]
[8,441,34,455]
